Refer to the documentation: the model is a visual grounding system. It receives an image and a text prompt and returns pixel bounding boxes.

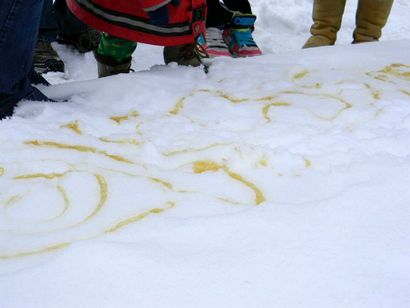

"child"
[66,0,207,77]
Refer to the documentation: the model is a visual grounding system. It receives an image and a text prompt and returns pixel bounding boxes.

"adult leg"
[38,0,58,42]
[221,0,252,14]
[206,0,233,28]
[206,0,253,28]
[303,0,346,48]
[0,0,49,119]
[54,0,101,53]
[353,0,393,43]
[34,0,64,73]
[54,0,88,36]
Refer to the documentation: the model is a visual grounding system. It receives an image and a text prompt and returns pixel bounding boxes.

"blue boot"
[222,13,262,57]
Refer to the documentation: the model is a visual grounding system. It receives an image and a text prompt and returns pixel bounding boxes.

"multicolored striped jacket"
[67,0,206,46]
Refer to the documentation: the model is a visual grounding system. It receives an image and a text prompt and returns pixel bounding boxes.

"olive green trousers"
[303,0,393,48]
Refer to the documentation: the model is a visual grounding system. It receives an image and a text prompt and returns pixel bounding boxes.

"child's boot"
[94,51,132,78]
[222,13,262,57]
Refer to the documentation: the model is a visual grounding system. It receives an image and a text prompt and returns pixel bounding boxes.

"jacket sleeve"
[142,0,172,12]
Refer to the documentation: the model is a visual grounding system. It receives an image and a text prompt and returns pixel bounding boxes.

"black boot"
[29,66,50,86]
[33,40,65,74]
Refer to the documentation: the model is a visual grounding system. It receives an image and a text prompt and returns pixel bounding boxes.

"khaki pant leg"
[354,0,394,43]
[303,0,347,48]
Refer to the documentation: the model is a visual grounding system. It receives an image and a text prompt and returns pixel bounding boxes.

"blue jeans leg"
[0,0,48,119]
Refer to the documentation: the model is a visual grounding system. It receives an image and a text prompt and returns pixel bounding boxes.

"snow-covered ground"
[1,1,410,307]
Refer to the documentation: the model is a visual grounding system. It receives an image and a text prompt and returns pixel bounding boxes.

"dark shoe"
[0,94,19,120]
[34,40,65,74]
[24,87,53,102]
[93,50,132,78]
[163,41,206,67]
[57,28,101,53]
[0,87,52,120]
[353,0,393,43]
[29,66,50,86]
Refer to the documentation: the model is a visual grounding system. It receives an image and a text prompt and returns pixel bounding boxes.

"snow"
[1,0,410,307]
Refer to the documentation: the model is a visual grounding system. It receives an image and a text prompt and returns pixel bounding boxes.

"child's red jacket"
[66,0,206,46]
